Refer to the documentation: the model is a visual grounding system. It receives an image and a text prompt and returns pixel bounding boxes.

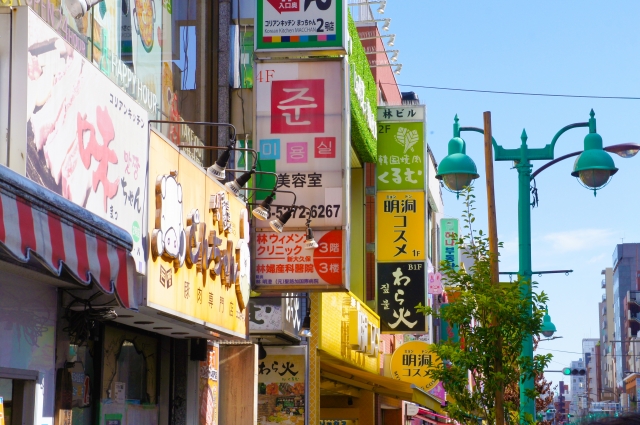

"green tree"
[417,188,552,424]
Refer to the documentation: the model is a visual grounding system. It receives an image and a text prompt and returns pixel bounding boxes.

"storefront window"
[115,340,149,404]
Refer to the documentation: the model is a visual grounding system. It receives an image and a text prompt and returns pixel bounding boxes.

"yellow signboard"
[0,396,4,425]
[147,131,250,337]
[390,341,441,392]
[377,191,425,261]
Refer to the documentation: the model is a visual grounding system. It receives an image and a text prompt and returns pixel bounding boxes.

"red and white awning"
[0,165,138,309]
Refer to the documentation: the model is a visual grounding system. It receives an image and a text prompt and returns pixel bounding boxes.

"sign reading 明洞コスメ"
[376,106,426,191]
[376,191,425,262]
[256,0,346,55]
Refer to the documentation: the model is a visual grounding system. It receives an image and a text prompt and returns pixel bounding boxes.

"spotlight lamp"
[269,208,293,233]
[299,308,312,337]
[252,193,275,221]
[225,169,255,196]
[206,144,234,180]
[303,213,318,250]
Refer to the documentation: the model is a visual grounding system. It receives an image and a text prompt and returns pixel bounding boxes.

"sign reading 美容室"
[256,0,347,56]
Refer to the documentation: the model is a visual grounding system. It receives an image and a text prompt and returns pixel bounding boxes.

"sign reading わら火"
[377,262,426,333]
[256,0,346,55]
[146,131,250,337]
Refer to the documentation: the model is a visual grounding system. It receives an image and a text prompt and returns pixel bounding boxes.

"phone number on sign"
[272,204,341,219]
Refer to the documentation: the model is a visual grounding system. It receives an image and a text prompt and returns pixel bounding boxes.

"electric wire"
[380,82,640,100]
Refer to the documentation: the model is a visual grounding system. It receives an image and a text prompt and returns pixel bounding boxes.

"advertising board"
[26,9,148,274]
[256,0,346,56]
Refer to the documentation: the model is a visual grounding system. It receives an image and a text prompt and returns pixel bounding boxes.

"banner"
[26,10,148,274]
[256,0,346,55]
[377,262,426,333]
[258,346,306,425]
[377,191,425,261]
[440,219,459,271]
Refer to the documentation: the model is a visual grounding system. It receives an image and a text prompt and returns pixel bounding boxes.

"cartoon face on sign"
[151,172,186,268]
[428,272,443,295]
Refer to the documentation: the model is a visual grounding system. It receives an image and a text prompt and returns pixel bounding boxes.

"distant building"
[569,359,587,415]
[584,339,599,405]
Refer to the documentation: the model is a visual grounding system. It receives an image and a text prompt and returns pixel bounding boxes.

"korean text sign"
[255,60,347,228]
[146,132,250,337]
[26,10,148,274]
[258,346,306,425]
[390,341,441,393]
[377,262,426,333]
[254,229,346,291]
[440,219,459,270]
[376,106,426,191]
[256,0,346,55]
[377,192,425,261]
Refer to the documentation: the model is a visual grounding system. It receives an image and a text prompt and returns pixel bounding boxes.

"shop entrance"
[0,369,37,425]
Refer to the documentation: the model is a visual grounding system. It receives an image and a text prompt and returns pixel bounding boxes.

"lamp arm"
[176,145,259,171]
[548,122,589,154]
[148,119,237,141]
[242,187,297,206]
[459,126,500,152]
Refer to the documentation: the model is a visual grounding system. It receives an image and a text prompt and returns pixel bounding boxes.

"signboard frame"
[252,58,351,293]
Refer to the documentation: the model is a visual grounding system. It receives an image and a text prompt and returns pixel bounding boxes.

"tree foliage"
[417,188,552,424]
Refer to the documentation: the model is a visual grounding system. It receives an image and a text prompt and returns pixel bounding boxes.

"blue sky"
[384,1,640,390]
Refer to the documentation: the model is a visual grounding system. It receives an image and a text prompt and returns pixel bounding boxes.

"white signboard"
[26,10,148,274]
[254,60,347,228]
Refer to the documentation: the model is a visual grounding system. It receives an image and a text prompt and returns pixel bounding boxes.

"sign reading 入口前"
[377,262,426,333]
[440,218,459,271]
[390,341,441,393]
[256,0,346,56]
[255,60,347,228]
[376,106,426,191]
[376,192,425,261]
[25,10,148,274]
[146,131,250,337]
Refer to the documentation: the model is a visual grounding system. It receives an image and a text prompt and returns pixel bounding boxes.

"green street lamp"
[436,109,621,424]
[540,307,557,338]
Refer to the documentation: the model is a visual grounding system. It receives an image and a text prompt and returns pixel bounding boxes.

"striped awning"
[0,165,138,309]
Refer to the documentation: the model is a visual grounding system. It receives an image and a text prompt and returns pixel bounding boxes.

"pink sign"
[271,79,324,133]
[287,142,308,163]
[315,137,336,158]
[428,272,443,295]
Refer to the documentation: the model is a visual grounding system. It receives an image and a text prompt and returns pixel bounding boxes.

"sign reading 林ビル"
[376,191,425,261]
[25,10,148,274]
[376,106,426,191]
[256,0,346,56]
[377,262,426,333]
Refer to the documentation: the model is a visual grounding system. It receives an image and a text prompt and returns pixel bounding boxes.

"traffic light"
[562,367,586,376]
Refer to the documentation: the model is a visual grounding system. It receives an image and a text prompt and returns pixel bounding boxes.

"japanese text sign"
[258,346,306,425]
[25,10,149,274]
[377,192,425,261]
[440,219,459,271]
[390,341,441,393]
[255,229,347,291]
[377,262,426,333]
[376,106,426,191]
[255,60,347,228]
[249,294,303,339]
[256,0,346,55]
[146,132,250,337]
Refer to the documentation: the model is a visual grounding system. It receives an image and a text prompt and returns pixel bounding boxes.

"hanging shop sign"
[254,229,347,291]
[249,294,303,339]
[200,343,220,425]
[376,191,425,262]
[146,131,250,337]
[23,9,148,274]
[258,346,306,425]
[255,0,346,56]
[376,106,426,191]
[390,341,442,393]
[254,60,348,227]
[440,219,459,271]
[317,292,380,372]
[377,262,426,333]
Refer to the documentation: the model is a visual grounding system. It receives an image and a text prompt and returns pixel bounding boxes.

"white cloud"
[541,228,616,253]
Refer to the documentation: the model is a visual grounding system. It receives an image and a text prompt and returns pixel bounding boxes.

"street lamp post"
[436,110,620,423]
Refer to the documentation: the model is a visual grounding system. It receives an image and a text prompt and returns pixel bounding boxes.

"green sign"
[440,218,459,270]
[376,119,425,191]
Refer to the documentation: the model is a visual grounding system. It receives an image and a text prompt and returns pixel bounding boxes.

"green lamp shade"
[436,153,480,192]
[571,132,618,189]
[540,311,556,338]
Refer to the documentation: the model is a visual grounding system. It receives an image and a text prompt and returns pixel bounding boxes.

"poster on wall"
[258,346,306,425]
[254,60,348,228]
[26,10,148,274]
[255,0,346,56]
[376,105,426,191]
[254,229,345,291]
[377,262,426,333]
[200,344,219,425]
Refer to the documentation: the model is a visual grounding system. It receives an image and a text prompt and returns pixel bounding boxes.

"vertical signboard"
[258,346,306,425]
[26,10,149,274]
[254,60,349,292]
[377,262,426,333]
[256,0,346,56]
[440,219,459,270]
[376,106,427,333]
[200,344,219,425]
